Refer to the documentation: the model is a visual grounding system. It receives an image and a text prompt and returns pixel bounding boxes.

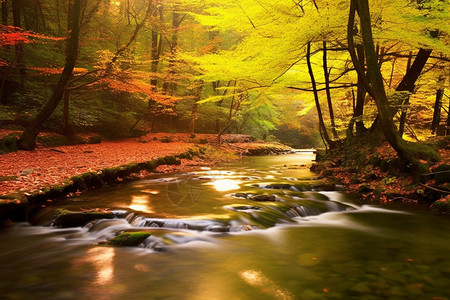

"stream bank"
[311,138,450,214]
[0,133,290,223]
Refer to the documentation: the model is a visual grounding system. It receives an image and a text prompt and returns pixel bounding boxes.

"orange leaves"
[0,25,65,47]
[101,78,182,106]
[28,67,88,76]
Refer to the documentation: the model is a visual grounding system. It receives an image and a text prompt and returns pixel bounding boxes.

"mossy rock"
[251,194,277,202]
[160,136,172,143]
[37,135,70,147]
[435,164,450,185]
[107,232,151,247]
[53,209,114,228]
[430,198,450,215]
[0,135,18,154]
[358,185,373,194]
[101,167,119,183]
[87,135,102,144]
[164,156,181,165]
[81,172,103,188]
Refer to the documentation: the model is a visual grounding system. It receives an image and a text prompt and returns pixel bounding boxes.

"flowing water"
[1,152,450,300]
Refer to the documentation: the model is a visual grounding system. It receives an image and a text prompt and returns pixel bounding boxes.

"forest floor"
[0,131,287,199]
[312,138,450,211]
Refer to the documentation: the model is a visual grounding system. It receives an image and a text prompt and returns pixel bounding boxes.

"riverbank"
[311,138,450,213]
[0,132,289,222]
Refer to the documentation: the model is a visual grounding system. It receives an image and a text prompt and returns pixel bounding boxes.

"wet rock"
[251,194,277,202]
[430,198,450,215]
[358,185,373,194]
[107,232,151,247]
[233,192,253,199]
[53,209,114,228]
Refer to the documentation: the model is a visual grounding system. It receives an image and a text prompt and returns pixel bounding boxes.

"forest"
[0,0,449,203]
[2,2,450,299]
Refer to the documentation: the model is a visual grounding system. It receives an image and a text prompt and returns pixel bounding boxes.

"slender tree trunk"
[306,42,333,147]
[1,0,7,25]
[354,0,438,164]
[322,41,339,139]
[354,44,367,134]
[18,0,81,150]
[189,81,203,135]
[397,49,432,93]
[431,89,443,134]
[148,2,161,120]
[163,9,181,95]
[12,0,25,88]
[446,97,450,136]
[61,87,74,136]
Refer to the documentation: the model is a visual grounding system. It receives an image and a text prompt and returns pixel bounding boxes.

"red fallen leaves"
[0,134,197,196]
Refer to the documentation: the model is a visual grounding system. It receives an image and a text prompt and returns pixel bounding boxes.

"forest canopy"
[0,0,448,154]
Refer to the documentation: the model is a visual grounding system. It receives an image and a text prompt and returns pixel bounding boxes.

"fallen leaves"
[0,134,195,196]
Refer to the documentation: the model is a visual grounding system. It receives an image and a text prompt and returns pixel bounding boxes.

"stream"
[1,152,450,299]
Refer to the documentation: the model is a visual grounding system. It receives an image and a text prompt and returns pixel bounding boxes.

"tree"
[350,0,438,165]
[18,0,81,150]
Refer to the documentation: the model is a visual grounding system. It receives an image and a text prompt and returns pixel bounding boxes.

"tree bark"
[431,88,443,134]
[1,0,7,25]
[189,81,203,135]
[354,0,438,164]
[322,41,339,139]
[354,44,367,134]
[18,0,81,150]
[12,0,25,87]
[306,42,334,147]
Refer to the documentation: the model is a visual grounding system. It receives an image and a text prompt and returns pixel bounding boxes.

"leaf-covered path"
[0,134,196,196]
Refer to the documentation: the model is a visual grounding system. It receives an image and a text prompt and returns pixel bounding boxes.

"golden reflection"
[74,247,115,286]
[209,179,241,192]
[129,195,154,213]
[239,269,293,300]
[142,189,159,195]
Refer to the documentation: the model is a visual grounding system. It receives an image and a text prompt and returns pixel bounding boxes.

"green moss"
[37,135,70,147]
[71,175,87,191]
[0,175,18,182]
[81,172,103,188]
[164,155,181,165]
[0,135,18,154]
[435,164,450,185]
[156,157,166,165]
[102,167,119,183]
[430,198,450,215]
[53,209,114,228]
[107,232,151,247]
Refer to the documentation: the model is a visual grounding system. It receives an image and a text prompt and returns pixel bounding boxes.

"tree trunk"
[163,9,181,95]
[431,89,443,134]
[18,0,81,150]
[322,41,339,139]
[355,0,438,164]
[446,97,450,136]
[12,0,25,87]
[306,42,333,147]
[61,87,74,136]
[354,44,367,134]
[1,0,7,25]
[148,2,161,119]
[189,81,203,135]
